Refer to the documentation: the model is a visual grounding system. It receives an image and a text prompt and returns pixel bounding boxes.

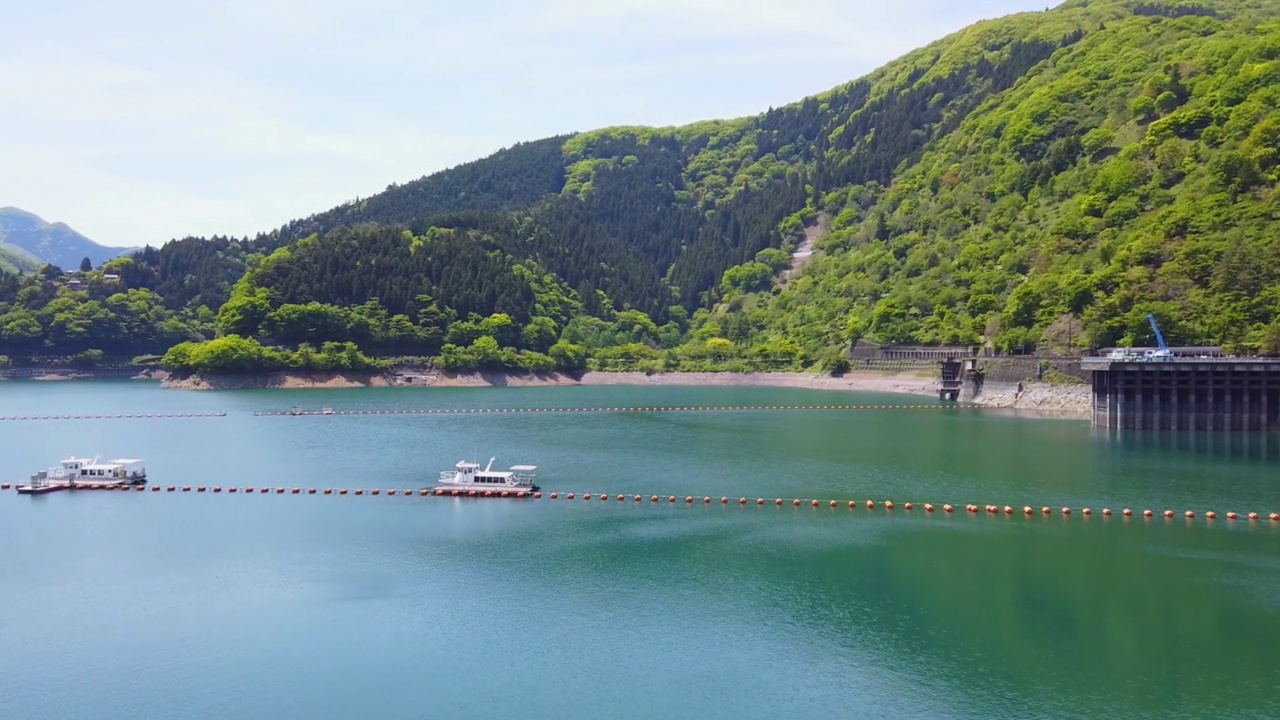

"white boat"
[436,458,539,493]
[20,456,147,491]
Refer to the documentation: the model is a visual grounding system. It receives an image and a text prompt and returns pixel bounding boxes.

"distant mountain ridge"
[0,207,134,271]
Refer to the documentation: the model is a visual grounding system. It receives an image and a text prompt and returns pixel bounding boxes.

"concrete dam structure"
[1081,357,1280,431]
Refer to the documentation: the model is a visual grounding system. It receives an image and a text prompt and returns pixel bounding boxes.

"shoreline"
[157,369,1092,419]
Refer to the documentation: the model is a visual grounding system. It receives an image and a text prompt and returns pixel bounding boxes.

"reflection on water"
[1097,428,1280,463]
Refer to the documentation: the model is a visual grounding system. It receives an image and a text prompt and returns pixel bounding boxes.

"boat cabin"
[56,456,146,480]
[439,458,538,489]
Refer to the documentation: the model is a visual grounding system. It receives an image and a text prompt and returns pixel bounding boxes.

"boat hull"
[433,482,540,494]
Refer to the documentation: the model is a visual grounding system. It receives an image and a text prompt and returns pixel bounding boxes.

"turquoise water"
[1,381,1278,719]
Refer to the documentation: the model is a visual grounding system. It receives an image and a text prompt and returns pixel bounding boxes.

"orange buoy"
[1164,510,1174,518]
[371,489,381,495]
[905,502,914,510]
[276,487,285,494]
[703,497,711,504]
[1082,508,1092,516]
[722,497,729,504]
[1102,508,1112,516]
[1062,508,1072,516]
[885,501,895,510]
[830,500,838,508]
[339,489,348,495]
[150,486,160,492]
[1002,505,1011,515]
[389,489,399,496]
[635,495,642,502]
[966,505,976,513]
[811,500,819,507]
[849,501,857,509]
[924,503,934,512]
[739,497,748,504]
[583,493,592,500]
[229,487,238,493]
[600,494,609,501]
[434,489,443,496]
[1227,511,1238,520]
[793,499,801,506]
[943,504,954,513]
[866,500,875,509]
[451,490,460,497]
[245,487,255,493]
[1185,510,1195,518]
[1143,509,1153,517]
[534,492,542,499]
[182,486,192,492]
[775,499,783,506]
[354,489,364,495]
[166,485,176,492]
[550,492,559,499]
[1023,506,1033,515]
[1206,511,1216,519]
[213,486,222,492]
[500,491,510,498]
[1270,513,1279,522]
[1122,508,1132,516]
[669,496,677,503]
[516,491,525,498]
[1248,512,1258,520]
[1042,507,1051,515]
[197,486,207,492]
[757,498,765,505]
[651,495,659,502]
[482,491,491,498]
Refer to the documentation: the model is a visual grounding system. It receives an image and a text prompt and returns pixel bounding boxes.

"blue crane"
[1146,314,1173,359]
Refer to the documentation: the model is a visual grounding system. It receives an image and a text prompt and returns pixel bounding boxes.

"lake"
[1,381,1278,719]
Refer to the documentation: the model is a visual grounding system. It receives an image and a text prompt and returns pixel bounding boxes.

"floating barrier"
[253,404,974,417]
[0,412,226,421]
[5,483,1275,528]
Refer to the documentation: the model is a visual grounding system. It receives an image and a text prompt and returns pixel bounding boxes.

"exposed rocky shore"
[157,369,1091,418]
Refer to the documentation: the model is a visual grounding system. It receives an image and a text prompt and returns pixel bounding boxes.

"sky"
[3,0,1053,248]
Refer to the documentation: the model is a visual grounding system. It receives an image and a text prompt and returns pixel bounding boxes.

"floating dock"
[1082,357,1280,430]
[15,484,68,495]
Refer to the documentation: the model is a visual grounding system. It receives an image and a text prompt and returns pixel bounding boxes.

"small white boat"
[18,456,147,492]
[436,458,539,493]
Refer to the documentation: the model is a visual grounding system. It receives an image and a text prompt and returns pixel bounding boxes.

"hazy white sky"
[3,0,1051,248]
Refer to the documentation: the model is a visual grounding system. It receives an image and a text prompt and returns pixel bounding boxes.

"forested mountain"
[5,0,1280,370]
[0,207,133,271]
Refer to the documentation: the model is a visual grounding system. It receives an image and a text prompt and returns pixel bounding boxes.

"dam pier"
[1081,356,1280,431]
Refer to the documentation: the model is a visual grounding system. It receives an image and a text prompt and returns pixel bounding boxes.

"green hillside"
[0,243,42,274]
[4,0,1280,368]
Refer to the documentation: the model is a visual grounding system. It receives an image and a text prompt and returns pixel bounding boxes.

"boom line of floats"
[2,480,1277,526]
[0,403,975,422]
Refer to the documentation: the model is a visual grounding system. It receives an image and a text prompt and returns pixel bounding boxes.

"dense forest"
[4,0,1280,374]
